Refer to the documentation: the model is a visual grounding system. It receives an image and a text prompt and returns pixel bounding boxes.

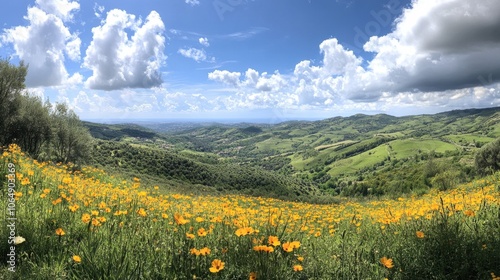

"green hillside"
[145,107,500,196]
[89,140,321,201]
[78,107,500,198]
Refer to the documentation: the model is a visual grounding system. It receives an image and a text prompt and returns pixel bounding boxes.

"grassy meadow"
[1,143,500,279]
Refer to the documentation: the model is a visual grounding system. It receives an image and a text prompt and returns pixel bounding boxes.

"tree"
[430,169,460,191]
[475,137,500,175]
[50,103,93,164]
[0,59,27,145]
[9,95,52,156]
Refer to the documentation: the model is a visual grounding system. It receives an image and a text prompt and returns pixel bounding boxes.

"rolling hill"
[85,107,500,198]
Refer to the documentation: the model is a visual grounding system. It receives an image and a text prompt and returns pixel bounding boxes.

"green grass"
[1,146,499,279]
[315,140,357,151]
[443,134,496,145]
[327,145,389,177]
[388,139,458,159]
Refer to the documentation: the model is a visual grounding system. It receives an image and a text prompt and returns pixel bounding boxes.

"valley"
[86,107,500,199]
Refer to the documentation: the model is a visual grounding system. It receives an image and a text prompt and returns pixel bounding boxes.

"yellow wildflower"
[209,259,224,273]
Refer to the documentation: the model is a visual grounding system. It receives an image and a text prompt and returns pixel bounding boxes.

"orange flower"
[293,265,303,272]
[290,241,301,249]
[199,247,211,256]
[81,213,91,223]
[14,192,23,200]
[52,197,62,205]
[380,257,394,269]
[21,177,30,185]
[186,233,195,239]
[174,213,189,225]
[189,247,210,256]
[91,218,101,227]
[68,204,79,212]
[136,208,147,217]
[209,259,225,273]
[249,272,257,280]
[464,209,475,217]
[416,231,425,239]
[268,236,280,247]
[190,248,201,256]
[72,255,81,263]
[55,228,65,236]
[197,228,208,237]
[282,242,293,252]
[236,227,256,237]
[253,245,274,253]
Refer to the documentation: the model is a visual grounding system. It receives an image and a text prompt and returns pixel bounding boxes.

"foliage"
[90,140,317,201]
[0,59,92,165]
[84,121,159,141]
[9,95,52,156]
[475,137,500,175]
[0,58,27,145]
[49,103,93,164]
[1,144,499,279]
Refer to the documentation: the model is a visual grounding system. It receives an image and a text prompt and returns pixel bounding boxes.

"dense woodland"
[2,58,500,201]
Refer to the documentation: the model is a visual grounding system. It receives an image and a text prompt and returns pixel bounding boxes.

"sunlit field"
[1,144,500,280]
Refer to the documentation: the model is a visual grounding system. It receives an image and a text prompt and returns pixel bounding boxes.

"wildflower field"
[1,144,500,280]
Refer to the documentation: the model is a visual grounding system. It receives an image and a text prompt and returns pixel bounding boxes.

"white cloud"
[208,0,500,111]
[361,0,500,94]
[93,3,105,18]
[178,47,207,62]
[199,37,209,47]
[255,71,285,92]
[83,9,166,90]
[1,3,81,87]
[319,38,361,76]
[208,70,241,86]
[219,27,269,40]
[35,0,79,21]
[185,0,200,6]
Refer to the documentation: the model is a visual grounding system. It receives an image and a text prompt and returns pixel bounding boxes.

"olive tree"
[0,59,27,145]
[50,103,93,164]
[475,137,500,175]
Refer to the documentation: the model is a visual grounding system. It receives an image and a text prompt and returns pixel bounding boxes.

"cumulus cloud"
[35,0,79,21]
[208,0,500,111]
[199,37,209,47]
[83,9,166,90]
[178,47,207,62]
[208,70,241,86]
[361,0,500,94]
[1,0,81,87]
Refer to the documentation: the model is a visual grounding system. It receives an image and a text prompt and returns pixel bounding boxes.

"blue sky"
[1,0,500,122]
